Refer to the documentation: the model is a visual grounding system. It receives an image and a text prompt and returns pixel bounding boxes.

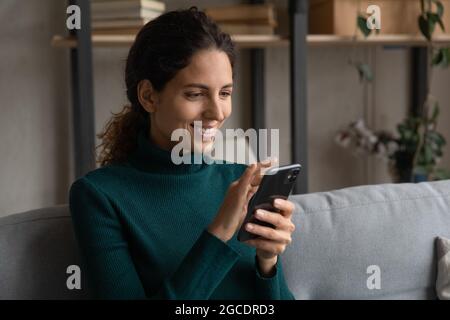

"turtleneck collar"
[127,122,212,175]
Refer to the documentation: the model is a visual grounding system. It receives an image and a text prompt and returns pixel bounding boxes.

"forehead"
[172,49,233,87]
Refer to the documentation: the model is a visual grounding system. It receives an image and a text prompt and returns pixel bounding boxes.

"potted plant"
[411,0,450,181]
[337,0,450,182]
[335,116,448,182]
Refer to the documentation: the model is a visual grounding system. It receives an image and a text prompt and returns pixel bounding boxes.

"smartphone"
[237,163,302,242]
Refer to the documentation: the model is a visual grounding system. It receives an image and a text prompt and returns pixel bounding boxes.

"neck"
[126,121,210,175]
[149,121,175,152]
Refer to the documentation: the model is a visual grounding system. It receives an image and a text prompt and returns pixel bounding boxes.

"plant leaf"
[419,15,432,40]
[431,102,440,122]
[432,0,444,18]
[356,63,373,82]
[442,48,450,68]
[357,15,371,38]
[415,165,428,175]
[432,168,450,180]
[432,48,450,67]
[428,131,445,147]
[436,16,445,32]
[424,146,434,163]
[432,48,444,65]
[427,12,438,34]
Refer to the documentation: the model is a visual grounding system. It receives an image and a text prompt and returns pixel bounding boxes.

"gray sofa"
[1,180,449,299]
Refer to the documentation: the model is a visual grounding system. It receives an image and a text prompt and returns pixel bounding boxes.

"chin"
[192,140,214,155]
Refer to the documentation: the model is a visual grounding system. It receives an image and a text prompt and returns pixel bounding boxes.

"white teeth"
[191,125,217,140]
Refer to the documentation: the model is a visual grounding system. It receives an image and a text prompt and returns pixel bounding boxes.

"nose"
[204,96,226,123]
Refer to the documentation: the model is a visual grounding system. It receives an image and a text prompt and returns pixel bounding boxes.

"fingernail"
[256,209,265,217]
[246,223,254,230]
[274,199,282,206]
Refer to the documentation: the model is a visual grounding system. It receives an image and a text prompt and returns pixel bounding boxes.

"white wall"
[1,0,450,216]
[0,0,71,216]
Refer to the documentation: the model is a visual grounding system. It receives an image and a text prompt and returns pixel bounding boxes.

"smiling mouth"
[189,123,218,141]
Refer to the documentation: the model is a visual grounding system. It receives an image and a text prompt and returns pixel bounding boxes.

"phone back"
[237,164,301,242]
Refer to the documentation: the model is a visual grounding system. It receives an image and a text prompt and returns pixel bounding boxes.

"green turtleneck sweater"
[69,124,295,300]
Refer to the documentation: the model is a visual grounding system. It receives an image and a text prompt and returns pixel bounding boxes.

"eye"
[220,91,232,98]
[185,92,205,99]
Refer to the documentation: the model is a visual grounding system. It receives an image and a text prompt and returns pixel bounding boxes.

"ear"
[137,79,159,113]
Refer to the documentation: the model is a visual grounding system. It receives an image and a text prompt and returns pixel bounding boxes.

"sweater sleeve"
[254,255,296,300]
[69,177,240,300]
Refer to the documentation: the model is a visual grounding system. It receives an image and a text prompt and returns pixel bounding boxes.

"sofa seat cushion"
[282,180,450,299]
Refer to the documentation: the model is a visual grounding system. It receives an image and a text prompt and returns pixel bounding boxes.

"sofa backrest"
[0,205,91,299]
[2,180,450,299]
[282,179,450,299]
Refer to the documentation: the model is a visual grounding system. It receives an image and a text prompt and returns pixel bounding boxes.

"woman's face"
[139,49,233,154]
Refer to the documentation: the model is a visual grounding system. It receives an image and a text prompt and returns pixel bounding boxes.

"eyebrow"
[183,83,233,90]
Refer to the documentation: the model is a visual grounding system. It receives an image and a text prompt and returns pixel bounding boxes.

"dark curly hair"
[96,7,236,166]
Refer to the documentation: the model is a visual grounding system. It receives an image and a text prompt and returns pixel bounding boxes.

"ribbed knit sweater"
[69,123,295,300]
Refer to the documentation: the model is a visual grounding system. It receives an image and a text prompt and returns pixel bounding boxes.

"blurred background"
[1,0,450,217]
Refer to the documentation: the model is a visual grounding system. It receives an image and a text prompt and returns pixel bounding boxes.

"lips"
[190,123,218,141]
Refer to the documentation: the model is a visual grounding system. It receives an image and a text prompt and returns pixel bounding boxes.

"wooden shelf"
[52,33,450,49]
[307,34,450,46]
[51,34,289,48]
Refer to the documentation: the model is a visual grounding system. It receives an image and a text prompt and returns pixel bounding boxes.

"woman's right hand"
[207,159,278,242]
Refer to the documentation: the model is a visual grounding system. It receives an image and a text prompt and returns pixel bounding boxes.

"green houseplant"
[411,0,450,180]
[338,0,450,182]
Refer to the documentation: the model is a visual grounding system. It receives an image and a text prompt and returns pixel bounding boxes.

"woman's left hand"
[243,198,296,274]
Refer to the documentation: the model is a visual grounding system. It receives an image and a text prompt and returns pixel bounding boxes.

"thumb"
[238,163,258,191]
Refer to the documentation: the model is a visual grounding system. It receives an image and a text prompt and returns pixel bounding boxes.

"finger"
[250,172,263,187]
[272,199,295,219]
[243,238,286,255]
[258,157,278,168]
[257,160,272,170]
[254,209,296,233]
[250,158,278,187]
[245,222,292,245]
[238,164,258,190]
[247,185,259,201]
[249,158,278,179]
[260,157,279,175]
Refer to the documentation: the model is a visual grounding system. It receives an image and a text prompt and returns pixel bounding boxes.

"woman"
[69,7,296,300]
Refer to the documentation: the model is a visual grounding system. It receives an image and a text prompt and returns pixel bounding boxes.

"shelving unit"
[52,33,450,48]
[60,0,309,194]
[57,0,444,193]
[51,34,290,48]
[309,34,450,46]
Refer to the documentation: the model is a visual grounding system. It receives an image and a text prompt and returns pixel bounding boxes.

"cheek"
[159,96,232,125]
[222,101,232,119]
[174,102,203,122]
[159,97,199,124]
